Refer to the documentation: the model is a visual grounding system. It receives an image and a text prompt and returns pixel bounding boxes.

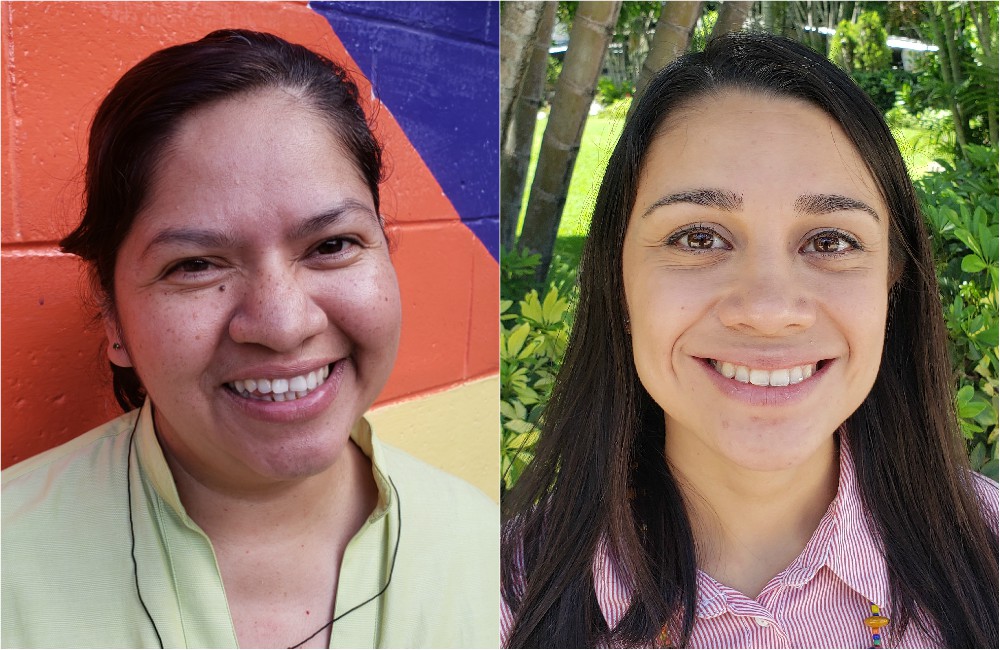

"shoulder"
[2,410,138,522]
[375,442,500,646]
[2,411,142,646]
[381,441,499,530]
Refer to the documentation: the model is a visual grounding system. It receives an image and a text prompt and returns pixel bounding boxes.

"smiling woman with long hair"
[500,33,998,649]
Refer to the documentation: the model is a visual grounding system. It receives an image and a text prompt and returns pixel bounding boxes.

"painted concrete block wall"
[1,1,499,496]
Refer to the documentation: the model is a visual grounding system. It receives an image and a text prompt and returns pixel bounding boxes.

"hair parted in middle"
[501,32,998,648]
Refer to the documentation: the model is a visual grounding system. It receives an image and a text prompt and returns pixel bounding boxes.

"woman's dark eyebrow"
[640,188,743,218]
[142,228,238,256]
[794,193,880,222]
[142,200,378,255]
[289,199,378,240]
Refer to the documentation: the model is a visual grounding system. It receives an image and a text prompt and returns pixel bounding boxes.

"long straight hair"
[501,33,998,648]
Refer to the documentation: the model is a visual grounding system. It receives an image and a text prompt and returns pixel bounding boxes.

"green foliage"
[544,56,562,102]
[915,144,1000,481]
[855,10,892,71]
[689,8,719,54]
[596,77,632,107]
[829,11,891,73]
[852,69,914,114]
[500,249,577,493]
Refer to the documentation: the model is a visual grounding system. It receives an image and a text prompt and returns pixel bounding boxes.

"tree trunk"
[500,2,556,251]
[500,1,547,146]
[711,1,752,39]
[969,2,998,144]
[518,0,622,281]
[929,4,970,152]
[630,1,704,115]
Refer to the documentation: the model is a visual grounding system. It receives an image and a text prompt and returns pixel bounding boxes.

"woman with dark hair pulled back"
[501,32,998,649]
[2,29,497,649]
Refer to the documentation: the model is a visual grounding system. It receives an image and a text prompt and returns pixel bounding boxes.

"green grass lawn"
[513,107,949,277]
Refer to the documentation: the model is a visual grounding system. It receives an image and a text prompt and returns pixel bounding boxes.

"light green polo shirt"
[2,403,499,648]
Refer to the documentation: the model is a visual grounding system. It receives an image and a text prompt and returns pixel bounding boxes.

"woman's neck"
[164,438,377,544]
[665,427,840,599]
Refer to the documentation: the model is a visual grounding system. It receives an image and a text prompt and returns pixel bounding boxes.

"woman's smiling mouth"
[226,364,332,402]
[709,359,827,386]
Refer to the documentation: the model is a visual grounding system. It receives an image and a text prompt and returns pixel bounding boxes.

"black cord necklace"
[126,405,165,648]
[287,476,401,649]
[126,409,403,649]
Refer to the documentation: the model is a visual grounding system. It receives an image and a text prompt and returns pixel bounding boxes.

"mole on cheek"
[219,285,226,292]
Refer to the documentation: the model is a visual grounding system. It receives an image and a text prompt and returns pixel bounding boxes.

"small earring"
[113,342,122,350]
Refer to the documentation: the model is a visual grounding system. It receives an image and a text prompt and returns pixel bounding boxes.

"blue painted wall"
[310,1,499,259]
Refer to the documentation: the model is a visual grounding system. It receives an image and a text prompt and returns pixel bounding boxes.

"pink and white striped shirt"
[501,446,999,648]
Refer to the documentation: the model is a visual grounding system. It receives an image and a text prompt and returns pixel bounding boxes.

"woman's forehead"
[637,91,887,219]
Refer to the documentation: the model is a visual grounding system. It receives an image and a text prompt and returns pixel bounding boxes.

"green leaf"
[959,398,989,419]
[979,459,999,482]
[962,254,987,273]
[506,322,530,358]
[499,400,518,421]
[970,442,986,469]
[504,418,536,434]
[506,431,540,449]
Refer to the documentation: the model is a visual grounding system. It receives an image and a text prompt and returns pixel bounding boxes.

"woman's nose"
[716,257,817,335]
[228,266,328,351]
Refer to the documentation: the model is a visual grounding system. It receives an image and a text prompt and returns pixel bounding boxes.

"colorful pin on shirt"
[865,602,889,647]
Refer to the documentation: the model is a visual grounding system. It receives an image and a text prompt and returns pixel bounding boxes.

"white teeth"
[227,365,333,402]
[711,360,820,387]
[769,369,790,387]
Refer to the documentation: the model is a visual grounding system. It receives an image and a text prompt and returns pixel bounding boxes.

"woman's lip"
[221,359,347,423]
[696,356,834,406]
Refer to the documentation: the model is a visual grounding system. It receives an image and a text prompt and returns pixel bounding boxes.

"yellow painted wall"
[367,375,499,502]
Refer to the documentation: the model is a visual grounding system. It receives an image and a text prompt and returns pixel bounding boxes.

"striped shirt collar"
[594,436,891,623]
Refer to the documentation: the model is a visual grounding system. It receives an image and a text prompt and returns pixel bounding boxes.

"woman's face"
[108,88,401,488]
[622,92,890,472]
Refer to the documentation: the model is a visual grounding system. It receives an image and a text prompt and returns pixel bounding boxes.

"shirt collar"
[692,435,890,618]
[824,435,891,608]
[133,398,394,526]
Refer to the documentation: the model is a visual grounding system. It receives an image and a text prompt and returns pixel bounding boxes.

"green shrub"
[855,10,891,71]
[830,11,891,73]
[596,76,632,107]
[852,68,915,114]
[500,248,577,493]
[915,144,999,480]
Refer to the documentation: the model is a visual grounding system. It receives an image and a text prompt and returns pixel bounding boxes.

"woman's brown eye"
[687,231,715,248]
[814,235,840,252]
[317,239,348,255]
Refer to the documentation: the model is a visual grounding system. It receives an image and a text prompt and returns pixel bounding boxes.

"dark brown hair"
[502,32,998,648]
[60,29,383,411]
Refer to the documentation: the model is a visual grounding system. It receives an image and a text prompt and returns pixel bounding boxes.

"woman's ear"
[103,316,133,368]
